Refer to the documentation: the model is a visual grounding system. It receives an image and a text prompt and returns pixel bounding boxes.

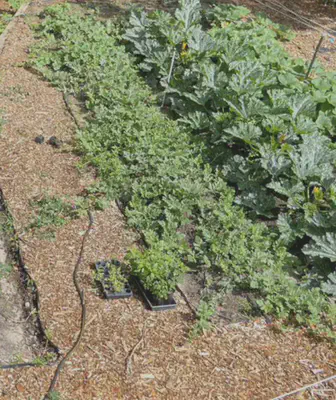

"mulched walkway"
[0,1,335,399]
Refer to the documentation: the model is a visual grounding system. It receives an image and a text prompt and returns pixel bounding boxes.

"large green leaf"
[290,134,335,181]
[289,95,316,120]
[322,272,336,296]
[267,179,305,201]
[175,0,201,31]
[303,233,336,262]
[222,94,269,120]
[212,36,250,65]
[229,61,277,95]
[259,144,291,177]
[188,27,215,53]
[223,122,262,145]
[236,188,276,217]
[277,213,305,244]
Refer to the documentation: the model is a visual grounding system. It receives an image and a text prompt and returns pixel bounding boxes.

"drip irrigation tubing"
[43,210,94,399]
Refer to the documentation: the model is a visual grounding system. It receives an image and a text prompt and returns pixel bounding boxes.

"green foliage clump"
[124,0,336,248]
[7,0,25,11]
[190,299,216,339]
[29,194,106,230]
[32,352,56,366]
[30,196,81,229]
[127,238,189,299]
[95,261,128,293]
[206,4,251,23]
[0,13,12,34]
[124,0,336,319]
[47,391,61,400]
[31,4,335,337]
[0,262,13,279]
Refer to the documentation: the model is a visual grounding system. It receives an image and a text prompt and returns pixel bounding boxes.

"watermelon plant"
[30,4,335,337]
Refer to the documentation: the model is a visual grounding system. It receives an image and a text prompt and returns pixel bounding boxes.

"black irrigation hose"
[43,210,94,400]
[0,188,61,370]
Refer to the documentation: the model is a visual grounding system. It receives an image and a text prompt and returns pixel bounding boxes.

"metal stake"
[305,34,324,80]
[161,48,177,108]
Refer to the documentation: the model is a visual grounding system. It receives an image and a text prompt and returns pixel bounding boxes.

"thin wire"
[266,0,336,37]
[252,0,336,39]
[271,374,336,400]
[253,0,325,33]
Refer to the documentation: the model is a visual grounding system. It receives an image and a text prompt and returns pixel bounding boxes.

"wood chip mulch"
[0,1,335,399]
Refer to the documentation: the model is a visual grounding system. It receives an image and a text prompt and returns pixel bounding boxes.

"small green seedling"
[95,261,127,292]
[0,262,13,279]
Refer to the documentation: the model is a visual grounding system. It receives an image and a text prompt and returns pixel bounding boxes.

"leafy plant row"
[31,4,335,336]
[124,2,336,299]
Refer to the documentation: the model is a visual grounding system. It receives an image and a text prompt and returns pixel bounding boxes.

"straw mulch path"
[0,2,335,399]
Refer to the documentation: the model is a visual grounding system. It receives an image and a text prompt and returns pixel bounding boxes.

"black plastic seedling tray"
[134,277,177,311]
[95,260,133,300]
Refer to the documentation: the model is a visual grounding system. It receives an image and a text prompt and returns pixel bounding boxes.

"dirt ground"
[0,1,335,400]
[0,215,41,365]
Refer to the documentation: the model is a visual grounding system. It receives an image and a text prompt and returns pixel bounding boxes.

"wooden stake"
[305,34,324,79]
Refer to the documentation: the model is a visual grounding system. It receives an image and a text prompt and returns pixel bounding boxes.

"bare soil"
[0,221,41,365]
[0,1,335,400]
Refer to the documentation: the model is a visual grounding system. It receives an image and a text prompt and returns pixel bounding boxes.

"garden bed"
[0,1,335,400]
[32,0,336,336]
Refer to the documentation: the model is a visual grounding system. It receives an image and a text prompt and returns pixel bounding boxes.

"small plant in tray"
[126,241,188,311]
[95,260,133,300]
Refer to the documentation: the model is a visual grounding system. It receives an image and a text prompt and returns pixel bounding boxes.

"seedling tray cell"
[134,278,177,311]
[95,261,133,300]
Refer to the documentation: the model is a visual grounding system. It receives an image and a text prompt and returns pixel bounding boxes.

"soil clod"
[34,135,44,144]
[47,136,62,148]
